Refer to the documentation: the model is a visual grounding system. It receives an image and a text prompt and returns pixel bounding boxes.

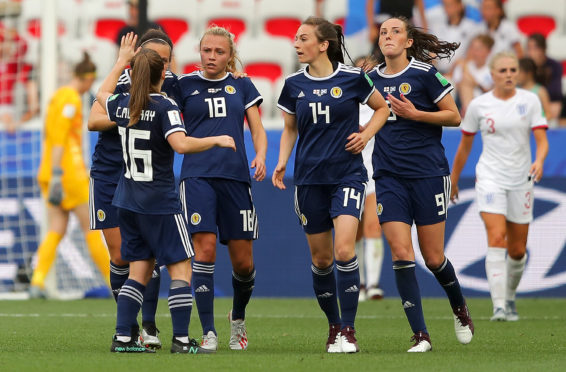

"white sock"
[365,237,384,288]
[506,253,527,301]
[486,247,507,310]
[116,335,131,342]
[175,336,189,344]
[355,239,365,286]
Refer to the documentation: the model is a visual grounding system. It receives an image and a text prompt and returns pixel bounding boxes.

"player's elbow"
[445,111,461,127]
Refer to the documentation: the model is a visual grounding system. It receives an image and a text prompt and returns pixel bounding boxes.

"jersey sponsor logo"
[411,186,566,293]
[399,83,412,95]
[376,203,383,216]
[190,213,201,225]
[298,91,305,98]
[300,213,308,226]
[313,89,327,97]
[97,209,106,222]
[190,90,200,96]
[330,87,342,98]
[208,88,221,94]
[108,94,120,101]
[435,72,449,87]
[225,85,236,94]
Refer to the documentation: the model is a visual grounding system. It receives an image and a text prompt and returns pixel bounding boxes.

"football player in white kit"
[450,51,549,321]
[356,102,385,301]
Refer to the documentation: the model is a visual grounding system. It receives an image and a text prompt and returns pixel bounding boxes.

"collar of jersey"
[197,70,231,82]
[376,57,415,78]
[303,62,342,81]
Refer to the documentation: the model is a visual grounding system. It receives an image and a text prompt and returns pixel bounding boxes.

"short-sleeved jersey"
[178,71,262,183]
[277,63,375,185]
[460,88,548,189]
[37,86,88,184]
[368,58,453,179]
[106,93,186,214]
[90,69,181,183]
[431,18,479,74]
[478,19,522,57]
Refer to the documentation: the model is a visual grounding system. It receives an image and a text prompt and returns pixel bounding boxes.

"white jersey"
[478,19,522,57]
[452,61,493,97]
[431,18,479,74]
[360,103,375,194]
[460,88,547,189]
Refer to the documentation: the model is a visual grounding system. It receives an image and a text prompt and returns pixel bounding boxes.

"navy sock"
[142,264,161,325]
[393,260,428,335]
[168,280,192,338]
[336,256,361,329]
[116,279,145,337]
[430,258,465,309]
[192,261,216,334]
[311,263,341,325]
[109,262,129,302]
[232,269,256,320]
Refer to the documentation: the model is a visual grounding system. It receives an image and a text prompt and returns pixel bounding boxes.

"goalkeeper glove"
[47,167,63,206]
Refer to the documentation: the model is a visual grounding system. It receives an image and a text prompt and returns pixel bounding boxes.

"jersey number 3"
[118,127,153,182]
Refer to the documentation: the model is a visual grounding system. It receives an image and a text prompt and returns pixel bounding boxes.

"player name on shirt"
[114,106,156,121]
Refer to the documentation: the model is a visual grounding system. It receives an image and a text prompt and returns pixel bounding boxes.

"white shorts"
[475,181,534,224]
[362,136,375,195]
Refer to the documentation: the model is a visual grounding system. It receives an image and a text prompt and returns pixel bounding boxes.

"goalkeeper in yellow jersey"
[30,53,110,297]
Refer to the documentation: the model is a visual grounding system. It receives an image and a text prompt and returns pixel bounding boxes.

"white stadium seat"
[250,77,275,119]
[505,0,566,37]
[148,0,198,43]
[198,0,256,42]
[82,0,128,43]
[173,35,202,75]
[323,0,348,28]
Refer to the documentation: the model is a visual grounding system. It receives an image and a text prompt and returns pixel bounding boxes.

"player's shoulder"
[152,93,178,108]
[116,68,131,87]
[409,58,436,74]
[516,87,538,100]
[178,70,200,82]
[284,68,306,83]
[337,63,362,75]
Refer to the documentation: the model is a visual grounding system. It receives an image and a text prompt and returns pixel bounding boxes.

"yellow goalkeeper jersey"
[37,86,88,185]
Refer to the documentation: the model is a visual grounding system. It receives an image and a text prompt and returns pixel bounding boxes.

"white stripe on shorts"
[174,213,194,258]
[179,180,188,222]
[89,178,96,230]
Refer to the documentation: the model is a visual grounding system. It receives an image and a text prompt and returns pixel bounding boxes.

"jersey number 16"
[118,127,153,182]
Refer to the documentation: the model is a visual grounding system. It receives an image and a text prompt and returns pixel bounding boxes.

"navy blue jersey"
[277,63,375,185]
[368,58,453,178]
[90,69,182,183]
[106,93,186,214]
[178,71,262,183]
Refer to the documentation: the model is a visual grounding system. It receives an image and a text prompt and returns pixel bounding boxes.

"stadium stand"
[238,34,297,83]
[148,0,197,43]
[200,0,256,42]
[505,0,566,37]
[256,0,316,41]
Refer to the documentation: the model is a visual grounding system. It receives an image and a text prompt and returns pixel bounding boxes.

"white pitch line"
[0,313,563,321]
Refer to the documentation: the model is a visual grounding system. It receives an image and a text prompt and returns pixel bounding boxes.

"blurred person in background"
[526,33,562,126]
[453,34,494,115]
[30,52,110,297]
[451,51,548,322]
[518,57,552,122]
[478,0,522,58]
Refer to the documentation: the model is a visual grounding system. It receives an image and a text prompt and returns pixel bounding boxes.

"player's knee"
[488,233,506,248]
[334,243,355,262]
[193,235,217,261]
[507,246,526,260]
[424,255,445,271]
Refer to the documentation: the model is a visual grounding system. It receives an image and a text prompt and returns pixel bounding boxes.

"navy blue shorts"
[374,174,450,226]
[89,178,119,230]
[180,178,258,245]
[294,180,367,235]
[118,208,194,266]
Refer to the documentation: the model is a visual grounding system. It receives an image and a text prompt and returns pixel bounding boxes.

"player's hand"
[232,71,248,79]
[250,156,266,182]
[388,93,418,120]
[118,32,139,65]
[47,168,63,206]
[272,162,287,190]
[345,132,367,154]
[529,161,544,183]
[216,135,236,151]
[450,183,459,203]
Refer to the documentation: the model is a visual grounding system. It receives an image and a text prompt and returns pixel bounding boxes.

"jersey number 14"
[309,102,330,124]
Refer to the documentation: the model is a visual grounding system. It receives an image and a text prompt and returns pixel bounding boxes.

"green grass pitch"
[1,298,565,371]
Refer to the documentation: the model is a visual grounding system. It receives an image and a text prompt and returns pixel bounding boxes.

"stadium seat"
[148,0,198,43]
[546,33,566,76]
[174,35,202,75]
[323,0,347,28]
[19,0,78,39]
[83,0,128,43]
[61,35,118,81]
[199,0,256,42]
[257,0,316,41]
[250,77,275,119]
[505,0,566,37]
[238,35,297,83]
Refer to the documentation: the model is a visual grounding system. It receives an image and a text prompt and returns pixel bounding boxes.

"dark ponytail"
[128,48,163,126]
[378,16,460,64]
[302,16,355,65]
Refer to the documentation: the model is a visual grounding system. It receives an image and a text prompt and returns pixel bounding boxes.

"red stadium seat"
[244,63,283,83]
[238,35,296,83]
[207,18,247,41]
[26,19,66,38]
[517,16,556,37]
[94,19,127,42]
[258,0,316,41]
[156,18,189,44]
[264,18,302,40]
[183,62,201,74]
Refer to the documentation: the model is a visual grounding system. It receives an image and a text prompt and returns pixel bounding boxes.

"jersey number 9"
[118,127,153,182]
